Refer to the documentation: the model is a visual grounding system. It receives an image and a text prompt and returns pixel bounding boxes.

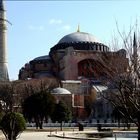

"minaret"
[133,32,138,73]
[0,0,9,81]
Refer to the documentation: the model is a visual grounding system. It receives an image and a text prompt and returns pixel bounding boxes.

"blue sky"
[6,1,140,80]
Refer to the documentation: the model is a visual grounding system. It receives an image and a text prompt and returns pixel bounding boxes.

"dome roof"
[51,87,71,95]
[50,31,109,52]
[58,32,100,44]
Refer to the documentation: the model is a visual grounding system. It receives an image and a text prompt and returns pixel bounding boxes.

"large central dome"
[50,30,109,52]
[58,32,100,44]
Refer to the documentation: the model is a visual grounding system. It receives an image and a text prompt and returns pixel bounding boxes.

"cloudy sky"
[5,1,140,80]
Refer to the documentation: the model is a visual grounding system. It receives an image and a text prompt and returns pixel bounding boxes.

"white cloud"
[48,19,71,32]
[49,19,63,25]
[28,25,44,31]
[62,25,71,31]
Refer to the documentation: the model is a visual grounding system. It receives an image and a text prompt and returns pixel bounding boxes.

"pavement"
[0,129,138,140]
[0,131,75,140]
[1,130,96,140]
[18,131,75,140]
[0,130,99,140]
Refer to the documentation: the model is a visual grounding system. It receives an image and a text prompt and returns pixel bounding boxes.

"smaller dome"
[51,87,71,95]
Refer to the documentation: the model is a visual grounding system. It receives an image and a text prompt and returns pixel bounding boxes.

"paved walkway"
[0,130,138,140]
[20,131,81,140]
[0,131,75,140]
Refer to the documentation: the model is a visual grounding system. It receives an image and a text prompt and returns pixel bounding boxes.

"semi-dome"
[51,87,71,95]
[58,32,100,44]
[33,55,51,61]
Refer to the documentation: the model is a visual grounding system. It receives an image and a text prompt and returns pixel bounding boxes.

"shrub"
[0,112,26,140]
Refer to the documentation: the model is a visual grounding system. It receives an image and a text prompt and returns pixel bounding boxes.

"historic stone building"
[19,28,128,121]
[19,29,127,81]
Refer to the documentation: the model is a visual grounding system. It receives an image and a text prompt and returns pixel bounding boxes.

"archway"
[78,59,96,78]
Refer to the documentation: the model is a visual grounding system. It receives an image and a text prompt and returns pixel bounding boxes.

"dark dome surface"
[58,32,100,44]
[50,31,109,52]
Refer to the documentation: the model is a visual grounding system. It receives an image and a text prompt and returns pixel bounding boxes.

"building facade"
[19,29,128,121]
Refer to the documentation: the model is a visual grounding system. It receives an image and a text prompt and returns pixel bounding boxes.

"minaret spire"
[133,32,138,73]
[0,0,9,81]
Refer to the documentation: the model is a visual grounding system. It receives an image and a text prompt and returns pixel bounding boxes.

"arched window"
[78,59,95,78]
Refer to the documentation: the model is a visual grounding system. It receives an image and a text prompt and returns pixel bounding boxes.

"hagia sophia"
[0,0,129,121]
[19,26,128,81]
[18,26,128,122]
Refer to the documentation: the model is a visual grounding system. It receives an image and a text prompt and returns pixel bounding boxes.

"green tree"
[0,112,26,140]
[22,91,56,129]
[51,101,72,131]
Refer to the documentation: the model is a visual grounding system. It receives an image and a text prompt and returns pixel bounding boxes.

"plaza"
[0,130,72,140]
[0,127,138,140]
[17,130,138,140]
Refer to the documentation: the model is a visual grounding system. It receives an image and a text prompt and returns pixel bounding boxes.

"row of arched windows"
[51,42,109,52]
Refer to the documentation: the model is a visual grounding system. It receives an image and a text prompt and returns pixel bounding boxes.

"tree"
[0,82,15,112]
[51,101,72,131]
[22,91,56,129]
[106,75,140,137]
[112,106,125,128]
[102,24,140,140]
[84,23,140,139]
[16,77,59,106]
[0,112,26,140]
[0,80,24,113]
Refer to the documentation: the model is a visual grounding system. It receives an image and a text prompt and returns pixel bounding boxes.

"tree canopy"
[51,101,72,131]
[0,112,26,140]
[51,101,72,123]
[22,91,56,129]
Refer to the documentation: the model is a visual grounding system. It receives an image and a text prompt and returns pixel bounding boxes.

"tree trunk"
[35,118,39,129]
[60,122,63,131]
[39,121,43,129]
[8,134,16,140]
[39,124,43,129]
[118,118,120,128]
